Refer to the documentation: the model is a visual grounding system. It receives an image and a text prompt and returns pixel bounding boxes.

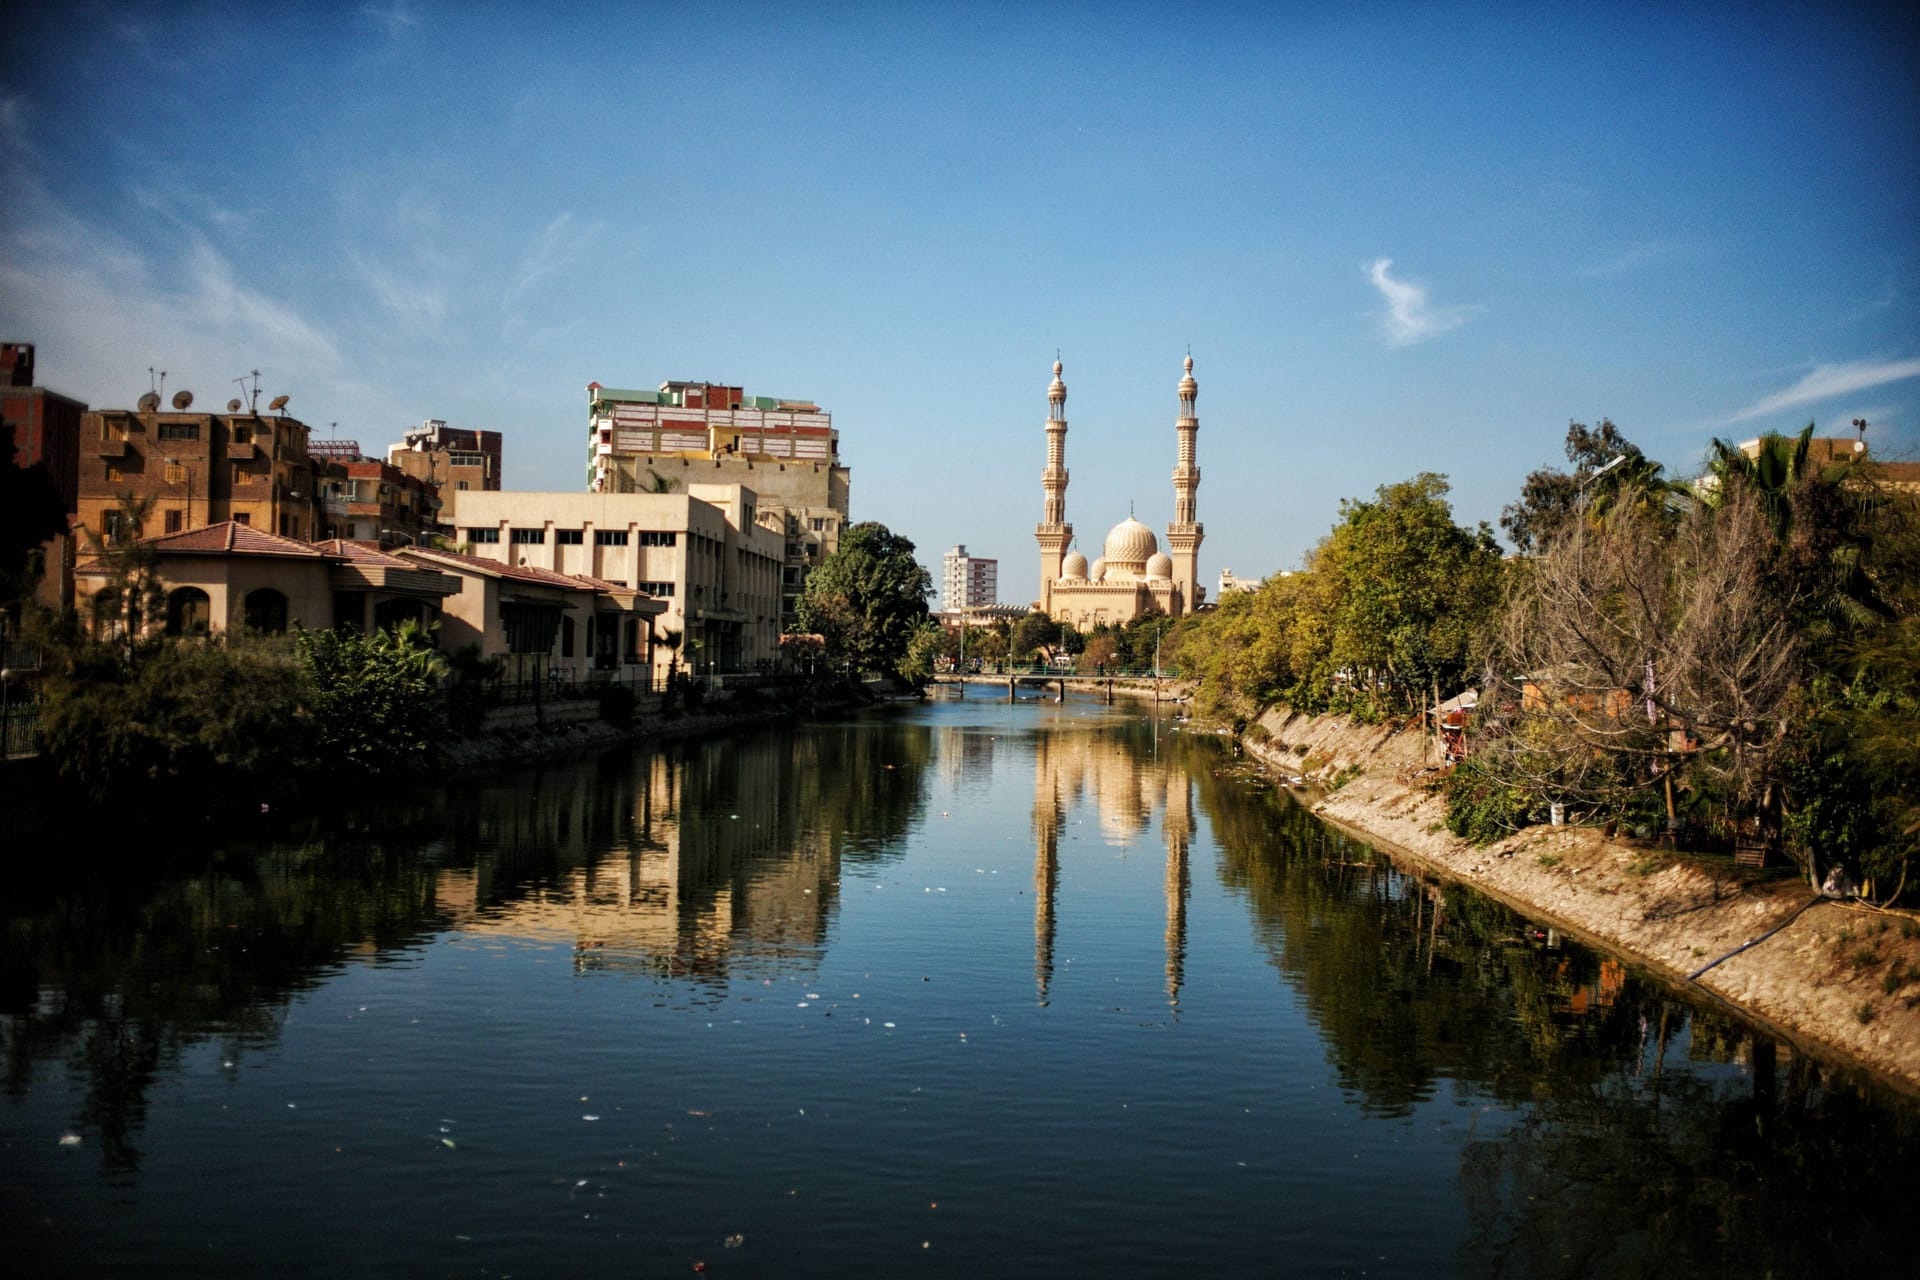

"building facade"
[313,438,441,546]
[387,419,503,513]
[586,380,849,627]
[1,342,87,612]
[78,398,324,550]
[1035,357,1206,629]
[941,544,998,611]
[445,485,784,679]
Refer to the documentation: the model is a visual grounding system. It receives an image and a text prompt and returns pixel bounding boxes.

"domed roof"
[1145,552,1173,581]
[1089,558,1107,582]
[1061,550,1088,580]
[1103,516,1158,568]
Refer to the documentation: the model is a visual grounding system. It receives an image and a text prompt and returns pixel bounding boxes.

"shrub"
[1443,759,1527,845]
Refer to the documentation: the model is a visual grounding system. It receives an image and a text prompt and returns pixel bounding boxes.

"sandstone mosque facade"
[1035,356,1205,629]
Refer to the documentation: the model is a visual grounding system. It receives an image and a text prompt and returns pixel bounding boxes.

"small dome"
[1089,558,1107,582]
[1048,358,1066,404]
[1178,354,1197,401]
[1145,552,1173,580]
[1061,550,1088,580]
[1103,516,1158,568]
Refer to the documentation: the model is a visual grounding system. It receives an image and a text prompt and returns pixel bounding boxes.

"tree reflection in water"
[1191,757,1915,1275]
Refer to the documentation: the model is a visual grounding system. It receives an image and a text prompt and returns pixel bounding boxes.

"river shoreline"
[1223,703,1920,1095]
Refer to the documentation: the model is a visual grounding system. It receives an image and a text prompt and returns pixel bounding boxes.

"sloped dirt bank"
[1243,706,1920,1094]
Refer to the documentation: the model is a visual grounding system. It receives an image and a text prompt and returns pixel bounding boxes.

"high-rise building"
[942,545,998,611]
[586,379,849,628]
[1036,355,1206,628]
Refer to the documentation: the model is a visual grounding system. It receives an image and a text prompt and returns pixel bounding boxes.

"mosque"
[1035,355,1205,628]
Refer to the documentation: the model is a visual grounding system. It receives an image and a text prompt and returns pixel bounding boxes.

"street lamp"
[380,528,417,548]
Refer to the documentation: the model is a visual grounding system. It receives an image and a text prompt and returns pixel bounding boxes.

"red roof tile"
[146,522,329,558]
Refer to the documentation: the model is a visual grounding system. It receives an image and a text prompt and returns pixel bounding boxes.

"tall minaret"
[1036,357,1072,613]
[1166,354,1204,613]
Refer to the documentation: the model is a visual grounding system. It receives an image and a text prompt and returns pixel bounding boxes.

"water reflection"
[2,703,1914,1279]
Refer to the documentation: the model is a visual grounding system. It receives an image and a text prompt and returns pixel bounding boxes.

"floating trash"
[58,1134,82,1147]
[441,1138,457,1149]
[583,1115,600,1122]
[724,1233,745,1249]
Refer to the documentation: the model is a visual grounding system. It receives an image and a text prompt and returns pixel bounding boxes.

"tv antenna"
[268,394,290,416]
[233,369,262,413]
[137,391,161,412]
[148,367,167,403]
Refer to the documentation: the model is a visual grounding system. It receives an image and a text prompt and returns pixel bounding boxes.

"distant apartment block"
[586,379,850,627]
[942,544,998,611]
[388,419,503,503]
[310,438,441,546]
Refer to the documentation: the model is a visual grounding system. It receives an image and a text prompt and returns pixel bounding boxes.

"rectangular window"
[233,512,250,526]
[555,528,584,545]
[157,421,200,442]
[165,509,184,534]
[637,530,676,547]
[230,425,252,445]
[105,463,124,482]
[637,581,675,597]
[165,463,187,485]
[102,510,124,544]
[457,480,469,491]
[594,530,629,547]
[510,527,546,545]
[232,464,250,486]
[467,527,501,544]
[811,517,824,531]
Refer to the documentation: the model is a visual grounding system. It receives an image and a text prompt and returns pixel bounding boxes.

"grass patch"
[1537,853,1562,869]
[1628,854,1664,876]
[1856,1001,1877,1025]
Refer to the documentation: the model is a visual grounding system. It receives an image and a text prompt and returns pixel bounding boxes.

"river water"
[3,697,1914,1277]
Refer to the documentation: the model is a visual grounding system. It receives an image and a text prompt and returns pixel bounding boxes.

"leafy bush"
[1442,759,1528,845]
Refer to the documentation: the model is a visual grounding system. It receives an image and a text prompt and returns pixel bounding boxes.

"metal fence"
[1,691,38,760]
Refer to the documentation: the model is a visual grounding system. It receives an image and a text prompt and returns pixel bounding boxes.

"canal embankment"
[1231,704,1920,1093]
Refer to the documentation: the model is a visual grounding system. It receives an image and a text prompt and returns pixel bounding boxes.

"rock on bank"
[1241,706,1920,1094]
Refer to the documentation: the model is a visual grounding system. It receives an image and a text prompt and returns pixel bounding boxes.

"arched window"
[165,587,211,636]
[244,588,289,634]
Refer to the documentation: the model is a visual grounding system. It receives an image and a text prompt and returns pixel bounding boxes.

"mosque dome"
[1061,550,1088,580]
[1178,354,1197,401]
[1103,516,1158,569]
[1089,558,1107,582]
[1145,552,1173,581]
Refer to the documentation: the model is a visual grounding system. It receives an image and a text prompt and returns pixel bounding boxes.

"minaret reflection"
[1164,771,1191,1010]
[1033,755,1062,1005]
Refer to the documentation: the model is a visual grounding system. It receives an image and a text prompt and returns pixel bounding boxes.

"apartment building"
[445,484,784,678]
[585,379,849,626]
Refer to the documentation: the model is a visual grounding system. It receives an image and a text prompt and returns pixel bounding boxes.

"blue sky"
[3,1,1916,596]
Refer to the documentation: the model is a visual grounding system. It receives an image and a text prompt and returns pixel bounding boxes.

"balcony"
[228,441,256,461]
[95,438,127,458]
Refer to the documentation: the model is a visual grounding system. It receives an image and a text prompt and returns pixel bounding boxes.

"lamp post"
[381,528,417,548]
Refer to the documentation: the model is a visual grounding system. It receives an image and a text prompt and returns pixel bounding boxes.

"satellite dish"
[227,398,244,413]
[172,390,194,410]
[269,394,290,413]
[137,391,161,412]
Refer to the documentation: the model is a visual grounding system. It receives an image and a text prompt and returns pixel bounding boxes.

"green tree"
[1315,473,1505,717]
[1501,420,1687,553]
[792,521,933,678]
[294,620,450,776]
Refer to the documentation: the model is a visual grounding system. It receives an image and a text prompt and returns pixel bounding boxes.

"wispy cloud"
[501,212,603,331]
[1728,357,1920,423]
[359,2,421,38]
[1581,240,1672,278]
[1366,258,1474,347]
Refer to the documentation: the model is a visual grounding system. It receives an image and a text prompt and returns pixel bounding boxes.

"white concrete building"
[942,544,998,611]
[445,485,785,678]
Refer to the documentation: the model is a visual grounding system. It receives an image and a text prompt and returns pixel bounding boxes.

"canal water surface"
[3,698,1914,1277]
